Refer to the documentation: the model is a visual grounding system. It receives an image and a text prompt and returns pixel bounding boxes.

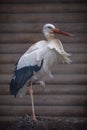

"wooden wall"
[0,0,87,125]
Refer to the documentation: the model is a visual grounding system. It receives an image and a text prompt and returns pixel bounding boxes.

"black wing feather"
[10,59,43,97]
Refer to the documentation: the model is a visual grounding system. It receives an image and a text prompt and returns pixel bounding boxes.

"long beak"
[53,28,73,37]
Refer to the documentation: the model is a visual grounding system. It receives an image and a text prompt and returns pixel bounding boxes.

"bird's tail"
[10,67,33,97]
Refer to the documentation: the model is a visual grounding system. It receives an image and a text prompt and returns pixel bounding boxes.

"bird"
[10,23,72,120]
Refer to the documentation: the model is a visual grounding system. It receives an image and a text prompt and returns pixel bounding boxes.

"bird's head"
[43,23,72,40]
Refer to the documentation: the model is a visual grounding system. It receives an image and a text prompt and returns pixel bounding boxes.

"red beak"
[53,28,73,37]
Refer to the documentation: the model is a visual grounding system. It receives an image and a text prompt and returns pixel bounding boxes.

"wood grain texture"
[0,0,87,120]
[0,4,86,13]
[0,106,87,117]
[0,23,86,33]
[0,95,87,106]
[0,13,86,23]
[0,0,85,4]
[0,84,87,95]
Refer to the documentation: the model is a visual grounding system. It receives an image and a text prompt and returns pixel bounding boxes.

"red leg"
[29,81,37,121]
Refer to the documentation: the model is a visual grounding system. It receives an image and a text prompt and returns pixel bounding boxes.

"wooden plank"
[0,0,85,4]
[1,84,87,95]
[0,23,86,33]
[0,33,87,43]
[0,74,87,84]
[72,54,87,64]
[0,105,87,117]
[0,95,87,106]
[52,64,87,74]
[0,53,87,64]
[0,64,14,74]
[0,116,87,123]
[1,0,86,4]
[0,64,87,74]
[0,13,86,23]
[0,43,30,53]
[63,43,87,53]
[0,54,21,64]
[0,43,87,53]
[0,4,86,13]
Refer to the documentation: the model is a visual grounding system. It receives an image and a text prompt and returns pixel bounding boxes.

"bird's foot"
[33,116,38,121]
[35,80,46,91]
[39,81,46,91]
[24,114,38,121]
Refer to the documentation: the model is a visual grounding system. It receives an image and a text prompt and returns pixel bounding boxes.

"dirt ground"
[7,115,87,130]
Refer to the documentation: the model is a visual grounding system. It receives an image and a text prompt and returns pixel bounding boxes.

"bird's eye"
[47,26,52,29]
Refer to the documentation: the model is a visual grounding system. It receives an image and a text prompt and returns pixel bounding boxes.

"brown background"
[0,0,87,128]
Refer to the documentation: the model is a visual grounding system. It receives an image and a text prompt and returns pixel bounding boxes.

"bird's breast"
[44,49,58,67]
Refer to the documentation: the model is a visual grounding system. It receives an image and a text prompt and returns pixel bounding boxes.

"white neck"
[44,32,55,41]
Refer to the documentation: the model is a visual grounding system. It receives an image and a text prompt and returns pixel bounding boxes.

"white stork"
[10,23,72,120]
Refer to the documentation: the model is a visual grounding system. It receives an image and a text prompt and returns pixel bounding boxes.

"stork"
[10,23,72,120]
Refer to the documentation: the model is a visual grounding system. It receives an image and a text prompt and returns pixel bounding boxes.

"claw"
[33,116,38,121]
[36,80,46,91]
[40,81,46,91]
[40,81,46,87]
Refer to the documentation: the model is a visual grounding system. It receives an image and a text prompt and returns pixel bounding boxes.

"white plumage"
[10,23,72,120]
